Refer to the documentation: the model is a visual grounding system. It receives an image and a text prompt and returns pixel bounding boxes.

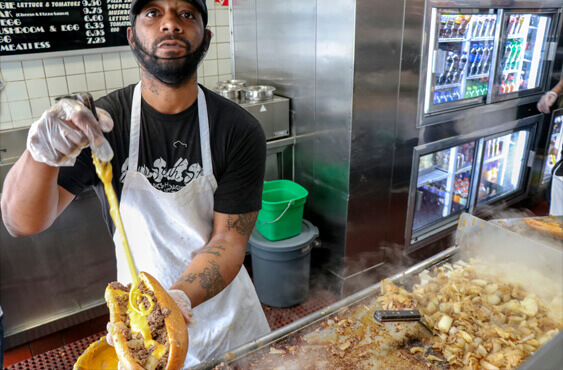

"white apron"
[113,82,270,368]
[550,161,562,216]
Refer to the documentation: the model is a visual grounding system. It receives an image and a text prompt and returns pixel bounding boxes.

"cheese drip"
[92,154,138,285]
[93,154,166,360]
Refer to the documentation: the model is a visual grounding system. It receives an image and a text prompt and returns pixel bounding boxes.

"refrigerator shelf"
[436,83,462,90]
[417,168,448,187]
[438,38,466,43]
[455,165,472,174]
[466,73,490,80]
[484,154,505,164]
[472,37,495,41]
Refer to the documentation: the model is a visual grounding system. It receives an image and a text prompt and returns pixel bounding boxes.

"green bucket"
[257,180,308,241]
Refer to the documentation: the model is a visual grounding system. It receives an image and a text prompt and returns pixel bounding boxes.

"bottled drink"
[458,15,472,36]
[468,43,477,75]
[452,15,462,37]
[507,15,516,35]
[452,88,461,100]
[445,90,453,101]
[458,51,468,81]
[439,15,448,37]
[516,15,525,35]
[481,16,490,37]
[444,15,455,37]
[453,186,461,203]
[434,92,440,105]
[439,91,448,103]
[488,16,496,37]
[511,15,520,35]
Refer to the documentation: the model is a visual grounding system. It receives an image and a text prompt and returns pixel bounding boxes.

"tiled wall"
[0,0,232,132]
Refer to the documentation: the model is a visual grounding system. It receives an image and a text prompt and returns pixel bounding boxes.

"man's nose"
[160,12,183,33]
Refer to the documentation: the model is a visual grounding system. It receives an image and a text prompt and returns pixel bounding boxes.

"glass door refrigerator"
[490,9,559,103]
[541,108,563,186]
[409,141,478,244]
[424,8,500,115]
[474,125,536,207]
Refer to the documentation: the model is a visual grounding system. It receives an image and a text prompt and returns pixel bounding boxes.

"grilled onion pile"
[378,258,562,369]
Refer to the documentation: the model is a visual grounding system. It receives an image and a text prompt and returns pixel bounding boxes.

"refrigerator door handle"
[527,150,536,167]
[547,42,557,62]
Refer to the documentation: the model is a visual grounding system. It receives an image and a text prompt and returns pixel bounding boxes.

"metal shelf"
[438,37,466,43]
[417,168,448,187]
[466,73,490,79]
[455,165,472,174]
[435,83,462,89]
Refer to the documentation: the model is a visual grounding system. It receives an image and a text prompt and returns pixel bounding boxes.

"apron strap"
[197,86,213,177]
[129,82,142,171]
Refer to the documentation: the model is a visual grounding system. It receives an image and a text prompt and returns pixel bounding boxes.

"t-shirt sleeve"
[57,148,97,195]
[213,118,266,215]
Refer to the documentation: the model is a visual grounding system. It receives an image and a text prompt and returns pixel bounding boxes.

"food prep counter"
[192,213,562,369]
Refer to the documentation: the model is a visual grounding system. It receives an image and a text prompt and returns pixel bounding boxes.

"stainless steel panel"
[240,96,290,140]
[1,187,116,349]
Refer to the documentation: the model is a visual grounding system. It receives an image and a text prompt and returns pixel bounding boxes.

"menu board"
[0,0,132,57]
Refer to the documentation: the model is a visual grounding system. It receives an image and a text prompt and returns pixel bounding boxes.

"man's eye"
[180,11,195,19]
[146,10,158,17]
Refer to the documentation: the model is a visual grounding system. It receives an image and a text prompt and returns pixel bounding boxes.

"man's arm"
[170,211,257,308]
[1,150,75,237]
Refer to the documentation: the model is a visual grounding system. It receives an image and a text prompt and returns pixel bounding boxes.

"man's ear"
[203,29,213,52]
[127,27,135,47]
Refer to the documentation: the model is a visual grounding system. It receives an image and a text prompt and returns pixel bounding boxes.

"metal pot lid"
[214,84,242,92]
[219,79,246,88]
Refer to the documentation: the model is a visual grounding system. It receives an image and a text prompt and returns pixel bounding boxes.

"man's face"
[128,0,210,86]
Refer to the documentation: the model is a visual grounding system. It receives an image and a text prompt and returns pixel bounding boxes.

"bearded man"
[1,0,270,366]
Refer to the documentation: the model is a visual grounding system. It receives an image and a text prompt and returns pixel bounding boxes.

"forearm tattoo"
[183,260,226,300]
[227,213,257,236]
[196,244,225,257]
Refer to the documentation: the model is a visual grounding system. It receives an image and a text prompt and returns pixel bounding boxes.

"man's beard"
[131,30,208,87]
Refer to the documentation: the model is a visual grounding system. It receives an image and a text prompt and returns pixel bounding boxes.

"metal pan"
[213,84,243,101]
[219,79,247,89]
[243,85,276,101]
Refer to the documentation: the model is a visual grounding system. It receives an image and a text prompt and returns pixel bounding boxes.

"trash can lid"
[250,219,319,252]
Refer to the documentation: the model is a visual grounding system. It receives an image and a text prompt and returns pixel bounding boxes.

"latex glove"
[168,289,197,328]
[26,98,114,166]
[537,91,558,114]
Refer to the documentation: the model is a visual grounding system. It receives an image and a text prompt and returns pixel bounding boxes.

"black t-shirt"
[58,84,266,234]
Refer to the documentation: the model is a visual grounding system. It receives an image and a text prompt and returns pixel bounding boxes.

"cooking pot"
[244,85,276,101]
[213,84,243,100]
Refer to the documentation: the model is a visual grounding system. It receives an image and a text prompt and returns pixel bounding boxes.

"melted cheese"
[92,154,138,285]
[94,154,167,361]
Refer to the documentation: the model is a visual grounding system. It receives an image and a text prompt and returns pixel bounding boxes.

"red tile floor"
[2,288,339,369]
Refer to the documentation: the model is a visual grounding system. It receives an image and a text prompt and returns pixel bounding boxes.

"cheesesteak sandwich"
[105,272,189,369]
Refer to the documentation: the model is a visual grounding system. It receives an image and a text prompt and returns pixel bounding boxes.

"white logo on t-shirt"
[120,157,203,192]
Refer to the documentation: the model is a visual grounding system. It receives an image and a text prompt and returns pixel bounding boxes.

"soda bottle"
[452,88,461,100]
[468,43,477,75]
[507,15,516,35]
[439,14,448,37]
[446,90,453,101]
[444,15,455,38]
[452,15,462,37]
[439,91,447,103]
[434,92,440,105]
[459,15,472,36]
[516,15,525,35]
[488,16,497,37]
[481,16,490,38]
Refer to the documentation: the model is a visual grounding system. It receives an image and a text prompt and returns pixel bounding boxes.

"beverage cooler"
[407,117,539,245]
[422,5,560,119]
[490,10,559,102]
[541,108,563,185]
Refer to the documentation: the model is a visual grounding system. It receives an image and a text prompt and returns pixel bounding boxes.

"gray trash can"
[249,219,319,307]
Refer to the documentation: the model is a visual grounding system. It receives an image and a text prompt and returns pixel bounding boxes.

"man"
[1,0,270,366]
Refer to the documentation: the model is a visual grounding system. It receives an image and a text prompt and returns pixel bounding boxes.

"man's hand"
[26,98,114,166]
[168,289,197,328]
[537,91,558,114]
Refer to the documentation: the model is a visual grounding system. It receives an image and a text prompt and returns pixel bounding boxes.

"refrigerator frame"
[405,114,541,253]
[540,107,563,186]
[488,8,562,104]
[417,1,563,127]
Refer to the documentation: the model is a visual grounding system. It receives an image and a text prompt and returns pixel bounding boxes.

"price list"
[0,0,132,57]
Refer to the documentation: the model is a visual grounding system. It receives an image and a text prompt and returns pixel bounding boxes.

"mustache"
[152,35,192,57]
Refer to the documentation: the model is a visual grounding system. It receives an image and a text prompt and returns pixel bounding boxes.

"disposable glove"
[537,91,558,114]
[168,289,197,328]
[26,98,114,166]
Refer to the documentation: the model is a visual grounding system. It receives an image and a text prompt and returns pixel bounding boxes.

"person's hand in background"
[27,99,114,166]
[537,91,558,114]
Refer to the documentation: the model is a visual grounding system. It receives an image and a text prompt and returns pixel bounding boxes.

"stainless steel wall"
[232,0,356,288]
